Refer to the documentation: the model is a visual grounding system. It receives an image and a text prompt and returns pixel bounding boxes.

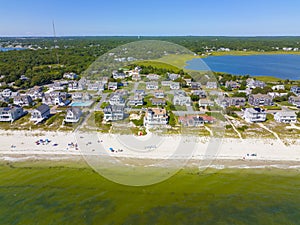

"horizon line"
[1,35,300,38]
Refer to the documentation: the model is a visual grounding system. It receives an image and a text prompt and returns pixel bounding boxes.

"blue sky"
[0,0,300,36]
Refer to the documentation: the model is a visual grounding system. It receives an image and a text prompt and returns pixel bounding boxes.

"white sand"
[0,130,300,164]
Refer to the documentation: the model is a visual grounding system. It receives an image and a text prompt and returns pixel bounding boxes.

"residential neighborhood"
[0,65,299,138]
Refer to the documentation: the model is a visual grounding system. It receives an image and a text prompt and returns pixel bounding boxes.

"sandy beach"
[1,130,300,168]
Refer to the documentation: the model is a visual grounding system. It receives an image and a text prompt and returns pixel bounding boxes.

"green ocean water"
[1,160,300,225]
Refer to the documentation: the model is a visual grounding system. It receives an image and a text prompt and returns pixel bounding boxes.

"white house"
[170,82,180,90]
[173,91,191,106]
[146,74,160,80]
[103,105,125,121]
[289,96,300,107]
[274,111,297,123]
[1,89,12,98]
[272,85,285,91]
[30,104,50,122]
[0,107,26,122]
[108,82,118,91]
[206,82,217,89]
[65,108,82,123]
[243,108,267,123]
[161,81,172,87]
[13,95,33,107]
[128,95,144,106]
[199,99,214,107]
[168,73,180,81]
[146,82,159,90]
[63,72,78,80]
[109,93,125,106]
[154,90,165,99]
[143,108,168,128]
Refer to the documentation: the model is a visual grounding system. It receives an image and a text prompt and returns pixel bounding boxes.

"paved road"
[94,93,108,111]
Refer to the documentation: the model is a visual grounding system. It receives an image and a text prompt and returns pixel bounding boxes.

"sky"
[0,0,300,36]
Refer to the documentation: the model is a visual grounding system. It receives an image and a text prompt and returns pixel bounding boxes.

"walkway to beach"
[257,123,284,145]
[224,115,243,140]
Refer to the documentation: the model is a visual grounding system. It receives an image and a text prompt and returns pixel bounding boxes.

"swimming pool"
[70,101,94,107]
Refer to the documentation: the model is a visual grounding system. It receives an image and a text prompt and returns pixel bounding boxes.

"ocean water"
[1,160,300,225]
[186,54,300,80]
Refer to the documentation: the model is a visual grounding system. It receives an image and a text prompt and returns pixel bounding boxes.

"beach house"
[199,99,214,108]
[291,86,300,96]
[178,115,204,127]
[63,72,78,80]
[146,74,160,80]
[128,95,144,106]
[151,98,166,106]
[168,73,180,81]
[206,81,218,89]
[274,111,297,123]
[1,89,12,98]
[247,79,266,89]
[65,108,82,123]
[30,104,50,122]
[154,90,165,99]
[0,107,26,122]
[248,94,273,106]
[103,105,125,121]
[288,96,300,107]
[146,82,159,90]
[272,85,285,91]
[109,93,126,106]
[191,90,207,98]
[243,108,267,123]
[170,82,180,90]
[225,80,239,89]
[108,82,118,91]
[13,95,33,107]
[216,97,246,108]
[173,91,191,106]
[143,108,168,128]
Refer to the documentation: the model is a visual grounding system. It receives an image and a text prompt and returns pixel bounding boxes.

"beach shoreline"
[1,130,300,169]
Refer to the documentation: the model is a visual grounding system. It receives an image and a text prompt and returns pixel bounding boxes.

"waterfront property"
[65,108,82,123]
[178,115,204,127]
[274,111,297,123]
[30,104,50,123]
[0,107,26,122]
[143,108,168,128]
[103,105,125,122]
[243,108,267,123]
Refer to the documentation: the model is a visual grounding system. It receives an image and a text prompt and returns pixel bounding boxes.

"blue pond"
[185,54,300,80]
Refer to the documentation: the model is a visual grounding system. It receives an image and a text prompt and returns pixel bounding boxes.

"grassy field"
[253,76,284,82]
[155,54,200,68]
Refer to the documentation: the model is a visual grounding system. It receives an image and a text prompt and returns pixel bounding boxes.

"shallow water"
[0,160,300,225]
